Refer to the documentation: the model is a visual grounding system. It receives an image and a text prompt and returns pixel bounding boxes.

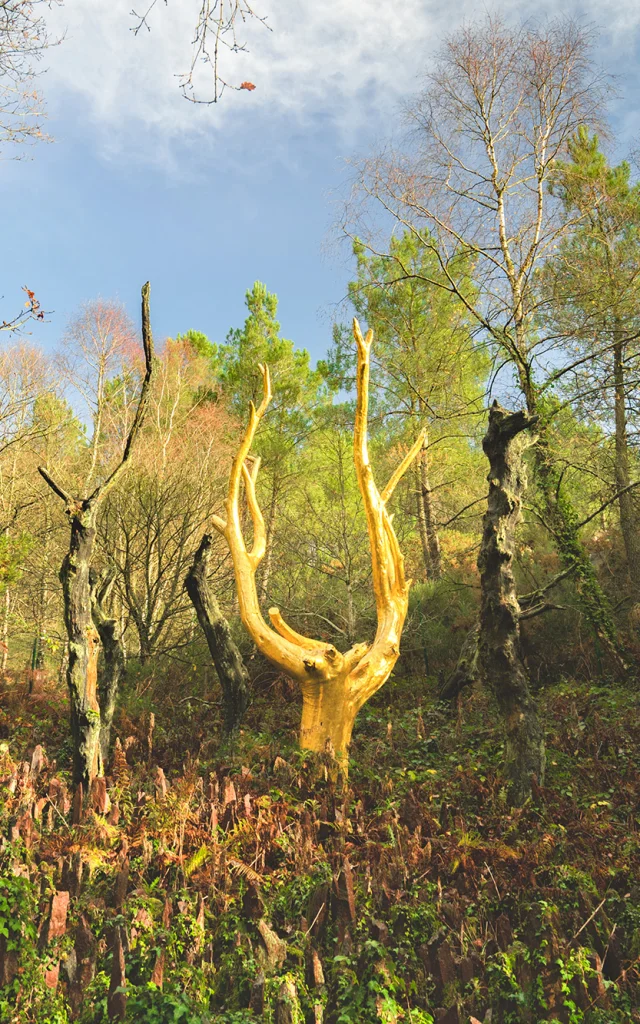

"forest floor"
[1,669,639,1024]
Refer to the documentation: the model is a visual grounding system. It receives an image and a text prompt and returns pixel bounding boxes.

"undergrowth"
[0,672,639,1023]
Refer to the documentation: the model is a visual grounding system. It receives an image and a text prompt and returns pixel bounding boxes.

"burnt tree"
[478,401,545,806]
[38,283,155,788]
[185,533,250,735]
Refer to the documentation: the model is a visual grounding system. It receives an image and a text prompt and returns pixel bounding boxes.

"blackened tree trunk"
[185,533,250,734]
[38,282,155,789]
[90,569,126,765]
[478,401,545,806]
[61,511,103,786]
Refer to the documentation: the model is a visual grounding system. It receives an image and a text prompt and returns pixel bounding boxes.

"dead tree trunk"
[477,401,545,806]
[38,283,155,789]
[90,569,126,765]
[59,512,103,785]
[185,533,250,735]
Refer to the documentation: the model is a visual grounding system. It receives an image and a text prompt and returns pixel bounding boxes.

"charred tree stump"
[478,401,545,806]
[185,533,250,735]
[38,283,155,789]
[90,569,126,764]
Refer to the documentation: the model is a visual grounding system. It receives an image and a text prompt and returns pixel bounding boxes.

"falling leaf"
[239,81,256,91]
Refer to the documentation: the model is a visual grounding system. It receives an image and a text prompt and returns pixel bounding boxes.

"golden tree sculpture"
[212,319,425,771]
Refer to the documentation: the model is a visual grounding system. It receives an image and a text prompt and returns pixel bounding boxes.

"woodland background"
[1,6,640,1024]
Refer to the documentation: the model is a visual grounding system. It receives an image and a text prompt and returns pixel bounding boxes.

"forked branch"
[38,282,156,515]
[213,320,425,704]
[352,318,424,629]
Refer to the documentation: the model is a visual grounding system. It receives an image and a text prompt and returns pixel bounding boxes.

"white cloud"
[44,0,640,167]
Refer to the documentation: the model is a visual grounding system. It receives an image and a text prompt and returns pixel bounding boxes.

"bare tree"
[38,283,155,790]
[57,300,138,489]
[0,0,62,151]
[0,342,57,671]
[348,15,626,669]
[98,335,233,662]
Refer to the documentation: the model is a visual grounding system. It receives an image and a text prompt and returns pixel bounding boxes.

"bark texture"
[478,401,545,806]
[185,533,250,735]
[90,569,125,764]
[61,511,103,787]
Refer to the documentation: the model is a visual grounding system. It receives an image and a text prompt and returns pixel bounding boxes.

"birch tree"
[348,14,625,670]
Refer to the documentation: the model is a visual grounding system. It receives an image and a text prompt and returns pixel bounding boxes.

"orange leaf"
[239,81,256,91]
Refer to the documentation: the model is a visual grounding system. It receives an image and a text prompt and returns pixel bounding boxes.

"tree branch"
[37,465,74,508]
[576,481,640,531]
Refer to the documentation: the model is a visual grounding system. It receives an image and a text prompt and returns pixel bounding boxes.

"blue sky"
[4,0,640,365]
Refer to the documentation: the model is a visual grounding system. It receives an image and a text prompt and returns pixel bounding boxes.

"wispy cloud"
[45,0,640,167]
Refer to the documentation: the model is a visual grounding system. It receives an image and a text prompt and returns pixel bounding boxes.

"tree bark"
[90,569,126,765]
[613,339,640,601]
[477,401,545,806]
[61,511,103,788]
[185,534,250,735]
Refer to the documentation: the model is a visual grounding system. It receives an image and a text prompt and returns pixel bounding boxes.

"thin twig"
[569,897,606,944]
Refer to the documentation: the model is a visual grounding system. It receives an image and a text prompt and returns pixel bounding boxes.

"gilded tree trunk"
[478,402,545,806]
[299,676,356,767]
[211,322,423,778]
[185,534,250,735]
[613,340,640,601]
[90,570,125,765]
[61,512,103,788]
